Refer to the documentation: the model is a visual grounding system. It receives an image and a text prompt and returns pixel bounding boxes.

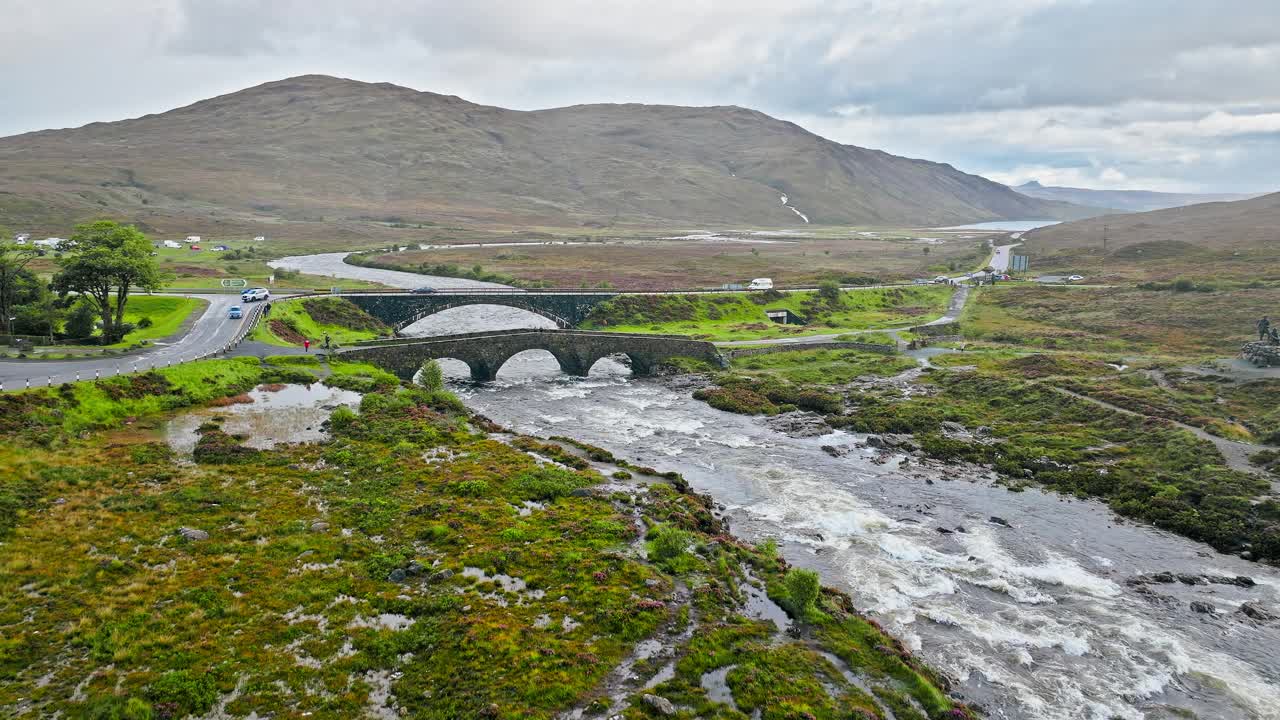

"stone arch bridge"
[343,291,618,331]
[334,329,726,382]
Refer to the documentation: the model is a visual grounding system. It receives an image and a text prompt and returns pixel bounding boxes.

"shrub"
[65,302,97,339]
[785,568,820,620]
[146,669,217,716]
[650,525,691,562]
[513,466,591,501]
[419,359,445,391]
[137,316,154,329]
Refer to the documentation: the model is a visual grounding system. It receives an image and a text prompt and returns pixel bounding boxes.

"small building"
[163,240,182,249]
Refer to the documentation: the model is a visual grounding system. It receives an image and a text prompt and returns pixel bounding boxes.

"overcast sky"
[3,0,1278,193]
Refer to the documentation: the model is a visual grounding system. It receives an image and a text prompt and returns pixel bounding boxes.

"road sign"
[221,278,248,288]
[1010,255,1029,272]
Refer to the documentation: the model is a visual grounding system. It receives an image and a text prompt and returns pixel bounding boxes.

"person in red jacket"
[304,339,310,353]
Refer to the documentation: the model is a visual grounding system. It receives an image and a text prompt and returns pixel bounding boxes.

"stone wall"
[344,292,617,330]
[910,321,961,337]
[1241,341,1280,367]
[723,341,898,359]
[337,329,725,381]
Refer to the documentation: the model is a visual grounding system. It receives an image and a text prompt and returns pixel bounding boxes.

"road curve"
[0,294,250,388]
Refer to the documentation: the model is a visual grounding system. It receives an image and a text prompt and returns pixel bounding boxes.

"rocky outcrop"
[1241,341,1280,367]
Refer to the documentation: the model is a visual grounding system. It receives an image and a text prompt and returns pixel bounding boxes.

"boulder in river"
[821,445,849,458]
[988,516,1011,528]
[765,411,832,438]
[1239,601,1277,622]
[1189,601,1216,615]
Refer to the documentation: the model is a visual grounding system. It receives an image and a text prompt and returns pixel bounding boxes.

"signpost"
[221,278,248,288]
[1010,255,1030,274]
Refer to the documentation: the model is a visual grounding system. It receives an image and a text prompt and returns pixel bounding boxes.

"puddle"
[739,575,791,634]
[164,383,362,454]
[462,566,546,603]
[700,665,737,709]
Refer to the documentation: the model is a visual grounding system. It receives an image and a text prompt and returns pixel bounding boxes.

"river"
[275,255,1280,720]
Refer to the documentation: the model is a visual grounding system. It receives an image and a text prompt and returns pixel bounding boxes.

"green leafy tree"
[64,302,97,339]
[52,221,171,342]
[785,567,820,620]
[0,230,39,336]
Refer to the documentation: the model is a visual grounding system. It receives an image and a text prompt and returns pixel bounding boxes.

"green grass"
[730,349,917,385]
[250,297,391,347]
[585,286,952,341]
[961,284,1280,357]
[0,365,974,720]
[111,295,204,347]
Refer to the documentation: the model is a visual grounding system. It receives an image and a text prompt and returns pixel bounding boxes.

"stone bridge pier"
[336,330,725,382]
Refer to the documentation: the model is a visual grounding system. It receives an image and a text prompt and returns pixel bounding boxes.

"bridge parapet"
[344,292,618,331]
[337,329,725,382]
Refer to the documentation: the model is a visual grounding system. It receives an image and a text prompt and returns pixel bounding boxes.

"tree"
[52,221,171,342]
[785,568,820,620]
[64,302,97,339]
[0,231,39,336]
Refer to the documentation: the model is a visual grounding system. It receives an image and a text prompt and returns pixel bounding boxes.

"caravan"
[747,278,774,291]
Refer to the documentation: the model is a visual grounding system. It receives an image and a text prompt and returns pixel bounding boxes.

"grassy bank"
[961,284,1280,357]
[584,286,951,341]
[0,360,973,719]
[693,347,1280,563]
[250,297,391,347]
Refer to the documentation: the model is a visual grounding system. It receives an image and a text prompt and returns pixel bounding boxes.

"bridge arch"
[336,330,726,384]
[397,298,571,332]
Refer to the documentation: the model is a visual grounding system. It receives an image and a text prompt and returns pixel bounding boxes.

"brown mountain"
[1020,191,1280,281]
[1013,181,1260,213]
[0,74,1095,236]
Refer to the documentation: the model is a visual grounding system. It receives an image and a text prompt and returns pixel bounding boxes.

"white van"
[748,278,774,291]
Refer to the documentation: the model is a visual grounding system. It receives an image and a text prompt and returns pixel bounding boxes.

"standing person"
[1259,316,1271,341]
[323,332,331,350]
[303,338,310,353]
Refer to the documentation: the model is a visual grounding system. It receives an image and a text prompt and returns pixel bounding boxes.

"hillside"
[1020,191,1280,281]
[0,75,1093,236]
[1013,180,1259,213]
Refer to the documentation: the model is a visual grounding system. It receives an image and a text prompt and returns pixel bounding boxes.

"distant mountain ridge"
[0,74,1098,235]
[1013,180,1259,213]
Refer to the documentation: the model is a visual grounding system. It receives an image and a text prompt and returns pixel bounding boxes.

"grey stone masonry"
[1241,341,1280,367]
[336,329,726,382]
[344,291,617,331]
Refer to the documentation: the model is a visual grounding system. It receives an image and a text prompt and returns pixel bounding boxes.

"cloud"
[1,0,1279,192]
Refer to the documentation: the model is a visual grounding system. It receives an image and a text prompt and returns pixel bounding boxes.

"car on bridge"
[241,287,270,302]
[411,286,437,294]
[228,305,243,319]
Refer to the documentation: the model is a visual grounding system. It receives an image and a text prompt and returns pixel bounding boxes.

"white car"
[241,287,270,302]
[1067,275,1085,282]
[933,275,950,283]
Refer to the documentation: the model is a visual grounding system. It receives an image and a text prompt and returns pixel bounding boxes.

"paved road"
[0,294,252,388]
